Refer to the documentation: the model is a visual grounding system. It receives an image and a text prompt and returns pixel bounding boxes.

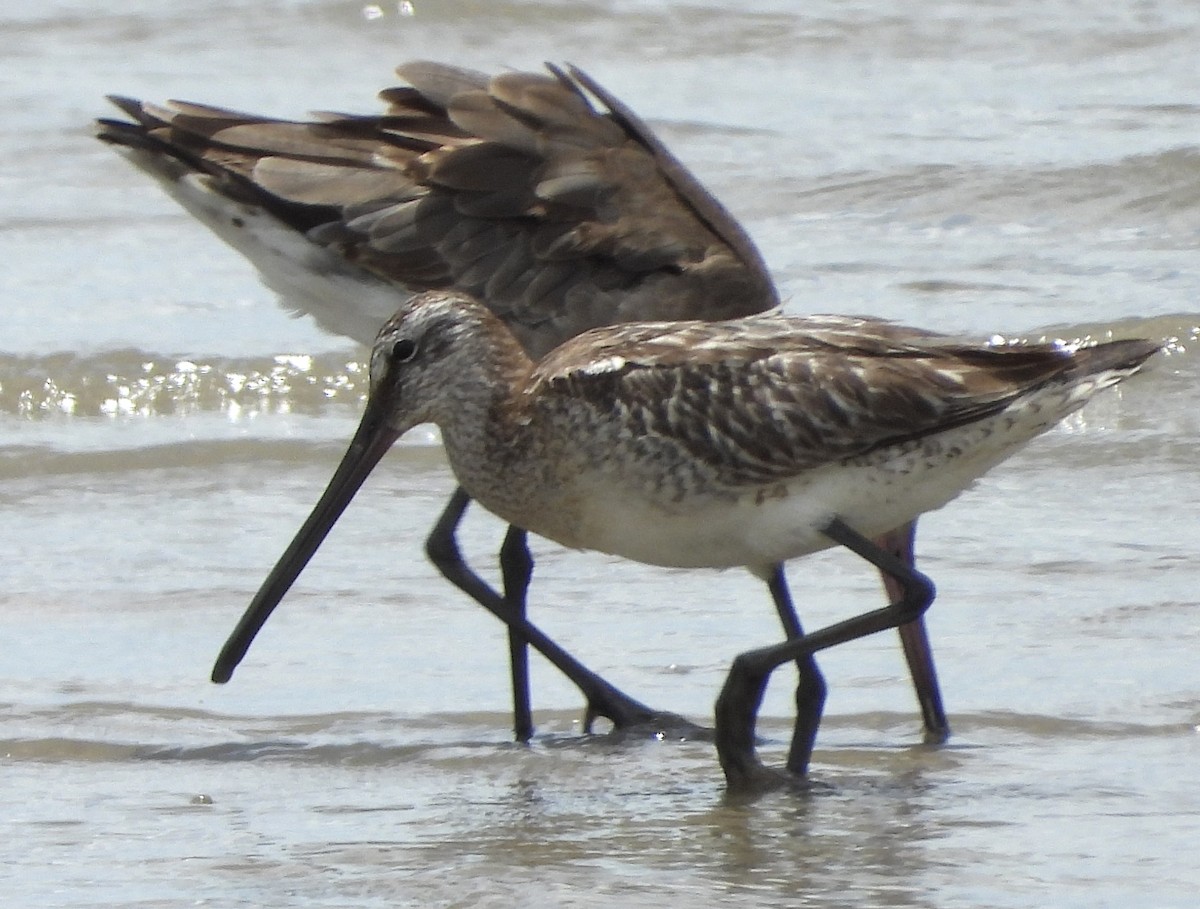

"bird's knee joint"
[424,532,459,570]
[898,574,936,623]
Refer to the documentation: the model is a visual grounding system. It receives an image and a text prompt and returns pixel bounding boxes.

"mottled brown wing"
[535,316,1092,485]
[97,62,779,358]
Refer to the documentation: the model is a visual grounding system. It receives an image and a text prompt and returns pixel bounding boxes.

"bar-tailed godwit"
[99,62,944,752]
[213,288,1158,787]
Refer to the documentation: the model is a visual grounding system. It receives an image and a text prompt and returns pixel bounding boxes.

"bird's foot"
[921,722,951,746]
[583,697,710,742]
[719,753,836,798]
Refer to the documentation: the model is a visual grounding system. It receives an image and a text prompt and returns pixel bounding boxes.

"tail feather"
[1067,338,1162,380]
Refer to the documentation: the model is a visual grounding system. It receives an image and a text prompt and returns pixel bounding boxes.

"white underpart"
[540,374,1121,574]
[119,150,401,347]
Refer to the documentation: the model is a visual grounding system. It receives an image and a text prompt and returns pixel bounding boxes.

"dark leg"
[499,526,533,743]
[715,518,937,792]
[425,487,695,735]
[874,520,950,742]
[766,566,827,775]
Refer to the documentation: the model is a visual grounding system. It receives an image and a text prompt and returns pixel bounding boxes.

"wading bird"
[98,61,950,759]
[211,289,1157,787]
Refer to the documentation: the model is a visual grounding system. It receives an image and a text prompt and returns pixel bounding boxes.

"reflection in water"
[14,698,1196,904]
[263,729,950,905]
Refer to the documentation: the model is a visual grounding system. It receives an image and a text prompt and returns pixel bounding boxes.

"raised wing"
[97,62,779,356]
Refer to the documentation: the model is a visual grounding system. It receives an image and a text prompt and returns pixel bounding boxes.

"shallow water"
[3,1,1199,907]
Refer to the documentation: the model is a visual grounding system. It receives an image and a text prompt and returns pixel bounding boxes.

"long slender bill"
[211,390,400,683]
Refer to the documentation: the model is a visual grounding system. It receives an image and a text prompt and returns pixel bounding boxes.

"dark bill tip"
[208,392,401,685]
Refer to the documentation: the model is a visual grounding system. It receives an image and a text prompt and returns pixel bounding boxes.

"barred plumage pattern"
[531,314,1129,492]
[368,292,1157,563]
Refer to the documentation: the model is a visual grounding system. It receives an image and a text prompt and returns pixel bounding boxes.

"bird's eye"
[391,338,417,363]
